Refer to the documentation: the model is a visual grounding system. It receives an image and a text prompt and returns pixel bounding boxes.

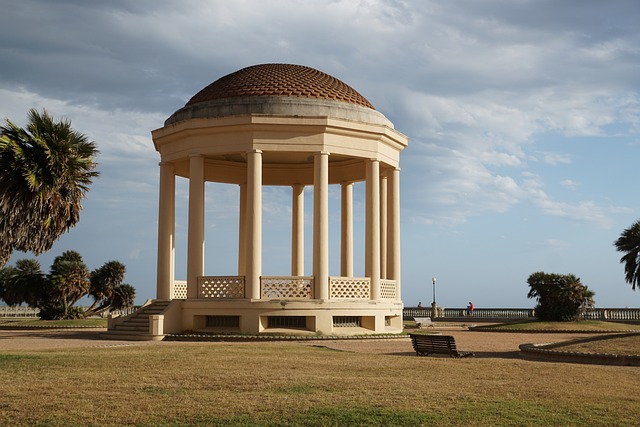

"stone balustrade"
[261,276,313,299]
[180,275,401,301]
[1,303,638,322]
[380,279,398,299]
[198,276,245,299]
[173,280,187,299]
[582,308,640,321]
[0,305,40,317]
[329,277,370,299]
[403,307,640,322]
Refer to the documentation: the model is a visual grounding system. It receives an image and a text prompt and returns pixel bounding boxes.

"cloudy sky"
[2,0,639,308]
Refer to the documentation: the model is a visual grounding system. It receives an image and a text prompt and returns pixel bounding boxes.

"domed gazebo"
[109,64,408,338]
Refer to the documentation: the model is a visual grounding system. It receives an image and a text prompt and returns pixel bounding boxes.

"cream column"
[186,154,205,299]
[291,184,305,276]
[156,161,175,300]
[238,183,247,276]
[313,152,329,300]
[365,159,381,300]
[340,182,353,277]
[380,173,388,280]
[387,168,401,301]
[246,150,262,300]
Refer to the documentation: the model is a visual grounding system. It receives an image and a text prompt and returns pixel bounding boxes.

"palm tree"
[614,219,640,291]
[0,109,99,266]
[0,259,46,307]
[110,283,136,312]
[560,274,595,320]
[527,271,595,321]
[86,260,126,315]
[47,250,90,318]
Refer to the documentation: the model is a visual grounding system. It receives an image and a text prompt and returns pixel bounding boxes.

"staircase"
[104,300,172,341]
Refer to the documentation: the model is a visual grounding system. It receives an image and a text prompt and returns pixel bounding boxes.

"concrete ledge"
[165,333,407,342]
[470,326,640,334]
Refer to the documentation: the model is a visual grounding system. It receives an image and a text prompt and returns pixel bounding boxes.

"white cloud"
[560,179,578,190]
[521,174,631,228]
[541,152,572,165]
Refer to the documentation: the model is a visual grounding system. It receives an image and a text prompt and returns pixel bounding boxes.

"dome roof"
[185,63,375,110]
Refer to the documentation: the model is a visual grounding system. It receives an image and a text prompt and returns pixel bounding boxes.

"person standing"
[467,301,474,316]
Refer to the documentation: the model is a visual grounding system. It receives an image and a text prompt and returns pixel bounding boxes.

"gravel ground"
[0,327,593,357]
[303,330,594,358]
[0,329,160,351]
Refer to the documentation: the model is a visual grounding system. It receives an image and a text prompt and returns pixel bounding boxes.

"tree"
[45,250,90,319]
[0,109,99,266]
[86,260,133,316]
[0,253,135,320]
[109,283,136,312]
[0,259,46,307]
[614,218,640,291]
[527,272,595,321]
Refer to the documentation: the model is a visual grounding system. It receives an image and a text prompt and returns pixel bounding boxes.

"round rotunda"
[110,64,408,338]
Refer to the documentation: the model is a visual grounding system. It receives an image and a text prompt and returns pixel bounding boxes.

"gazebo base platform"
[107,299,404,339]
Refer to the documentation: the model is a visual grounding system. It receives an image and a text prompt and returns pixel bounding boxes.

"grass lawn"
[1,340,639,426]
[473,320,640,331]
[559,333,640,355]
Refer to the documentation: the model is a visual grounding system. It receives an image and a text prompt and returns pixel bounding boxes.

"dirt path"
[306,330,593,358]
[0,328,160,351]
[0,328,592,357]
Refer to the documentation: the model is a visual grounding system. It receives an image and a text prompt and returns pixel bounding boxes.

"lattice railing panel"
[173,280,187,299]
[380,279,397,299]
[329,277,370,299]
[199,276,245,298]
[261,276,313,299]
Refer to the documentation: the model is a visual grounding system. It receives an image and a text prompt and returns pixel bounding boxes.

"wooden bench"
[409,333,474,358]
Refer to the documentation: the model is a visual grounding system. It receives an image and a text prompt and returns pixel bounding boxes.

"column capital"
[247,149,263,154]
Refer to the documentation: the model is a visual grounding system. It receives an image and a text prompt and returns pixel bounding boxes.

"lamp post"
[431,277,437,319]
[432,277,436,304]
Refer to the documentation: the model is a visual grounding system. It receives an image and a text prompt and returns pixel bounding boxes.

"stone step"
[125,318,150,324]
[102,331,164,341]
[106,300,173,339]
[111,324,148,332]
[118,323,148,330]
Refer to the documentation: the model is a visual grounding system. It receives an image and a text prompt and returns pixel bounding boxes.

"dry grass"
[472,320,640,331]
[559,334,640,355]
[476,320,640,331]
[1,341,639,426]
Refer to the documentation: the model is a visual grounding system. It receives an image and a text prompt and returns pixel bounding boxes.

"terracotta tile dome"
[185,63,376,110]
